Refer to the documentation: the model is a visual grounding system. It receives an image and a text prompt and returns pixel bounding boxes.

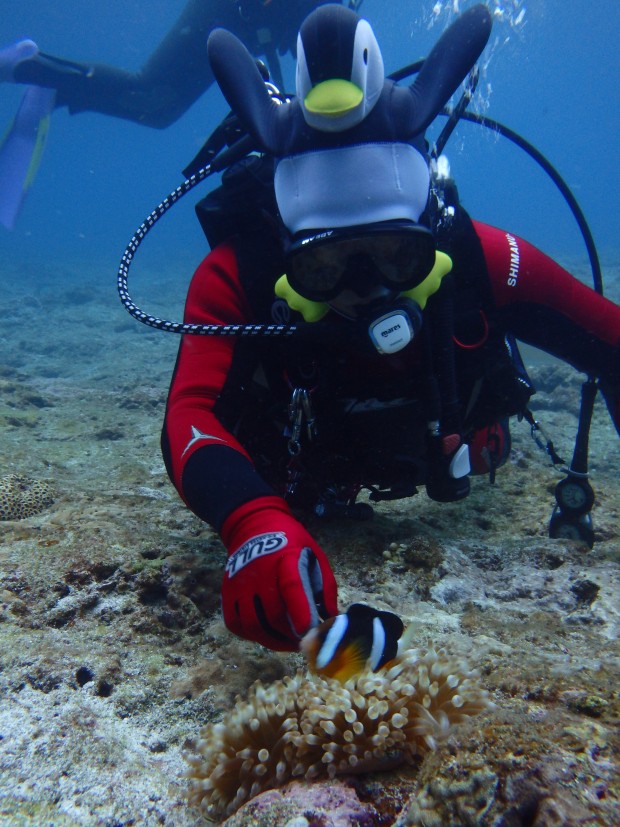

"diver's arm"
[474,220,620,432]
[12,0,232,128]
[161,242,275,529]
[161,241,339,650]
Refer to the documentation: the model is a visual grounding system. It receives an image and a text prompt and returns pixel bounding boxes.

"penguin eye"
[363,48,368,65]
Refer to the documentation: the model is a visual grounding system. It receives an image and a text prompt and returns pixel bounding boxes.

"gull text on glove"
[226,532,288,577]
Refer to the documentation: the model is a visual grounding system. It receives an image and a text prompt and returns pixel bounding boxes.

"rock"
[220,778,391,827]
[395,708,618,827]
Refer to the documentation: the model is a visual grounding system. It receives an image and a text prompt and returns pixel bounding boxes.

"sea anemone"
[186,646,493,818]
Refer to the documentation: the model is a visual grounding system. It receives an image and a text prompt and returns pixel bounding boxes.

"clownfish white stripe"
[369,616,386,671]
[316,613,349,669]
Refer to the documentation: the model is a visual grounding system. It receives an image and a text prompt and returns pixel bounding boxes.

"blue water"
[1,0,619,289]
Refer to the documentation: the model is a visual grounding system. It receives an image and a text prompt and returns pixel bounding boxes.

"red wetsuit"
[161,214,620,532]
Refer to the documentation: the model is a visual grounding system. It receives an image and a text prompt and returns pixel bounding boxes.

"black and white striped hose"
[117,165,296,337]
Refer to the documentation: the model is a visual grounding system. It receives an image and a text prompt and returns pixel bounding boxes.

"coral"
[0,474,55,520]
[395,708,619,827]
[186,647,492,818]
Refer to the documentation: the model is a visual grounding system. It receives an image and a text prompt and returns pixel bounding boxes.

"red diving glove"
[220,496,339,651]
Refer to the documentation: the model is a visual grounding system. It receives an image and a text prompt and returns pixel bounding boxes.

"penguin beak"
[304,78,364,117]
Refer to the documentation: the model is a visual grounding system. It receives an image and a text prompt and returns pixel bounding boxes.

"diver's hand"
[220,496,338,651]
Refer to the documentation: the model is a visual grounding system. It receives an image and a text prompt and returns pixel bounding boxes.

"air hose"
[117,143,297,338]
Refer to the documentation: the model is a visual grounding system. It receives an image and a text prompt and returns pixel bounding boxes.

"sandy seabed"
[0,259,618,826]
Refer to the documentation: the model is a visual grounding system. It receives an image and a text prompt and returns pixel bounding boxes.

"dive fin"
[0,85,56,229]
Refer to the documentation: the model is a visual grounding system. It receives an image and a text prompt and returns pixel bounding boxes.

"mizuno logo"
[181,426,226,457]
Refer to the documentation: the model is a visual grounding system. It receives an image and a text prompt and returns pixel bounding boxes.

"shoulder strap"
[194,153,279,249]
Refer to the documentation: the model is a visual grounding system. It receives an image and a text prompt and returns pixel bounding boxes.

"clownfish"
[301,602,405,683]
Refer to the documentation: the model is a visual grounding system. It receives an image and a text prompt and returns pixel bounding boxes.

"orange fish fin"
[323,641,369,683]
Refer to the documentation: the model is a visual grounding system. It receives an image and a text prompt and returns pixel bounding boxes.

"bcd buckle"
[286,387,317,456]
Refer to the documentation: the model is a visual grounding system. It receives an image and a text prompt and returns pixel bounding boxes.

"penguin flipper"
[407,3,492,136]
[207,28,291,156]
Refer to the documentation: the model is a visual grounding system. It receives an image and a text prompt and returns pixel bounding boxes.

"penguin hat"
[208,4,492,306]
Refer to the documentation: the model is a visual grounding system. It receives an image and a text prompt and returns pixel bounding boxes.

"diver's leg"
[11,0,223,128]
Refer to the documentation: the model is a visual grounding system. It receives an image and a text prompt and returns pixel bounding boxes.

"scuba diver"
[0,1,359,228]
[116,4,619,657]
[2,0,359,127]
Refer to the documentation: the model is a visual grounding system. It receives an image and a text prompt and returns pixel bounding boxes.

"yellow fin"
[325,642,370,683]
[24,111,52,191]
[396,622,419,656]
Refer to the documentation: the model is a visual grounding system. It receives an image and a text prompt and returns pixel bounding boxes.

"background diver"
[0,1,361,229]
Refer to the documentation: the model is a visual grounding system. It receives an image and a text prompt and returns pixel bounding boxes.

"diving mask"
[285,221,436,303]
